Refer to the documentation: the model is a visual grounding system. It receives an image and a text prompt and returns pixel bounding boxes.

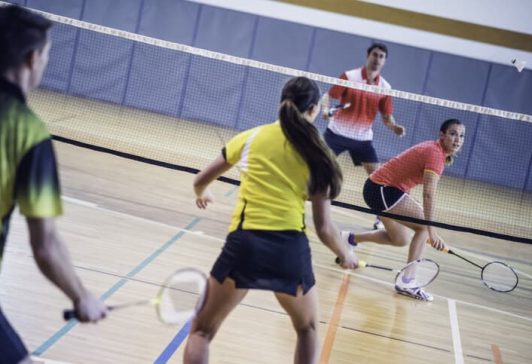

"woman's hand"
[338,250,359,269]
[428,229,446,251]
[196,189,214,209]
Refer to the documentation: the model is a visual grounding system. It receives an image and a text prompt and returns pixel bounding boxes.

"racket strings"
[395,260,439,289]
[481,262,518,292]
[157,270,207,324]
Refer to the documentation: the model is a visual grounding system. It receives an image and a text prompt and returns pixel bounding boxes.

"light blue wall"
[15,0,532,192]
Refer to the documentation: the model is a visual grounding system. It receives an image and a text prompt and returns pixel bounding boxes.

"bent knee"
[190,320,220,342]
[293,319,318,335]
[395,237,410,247]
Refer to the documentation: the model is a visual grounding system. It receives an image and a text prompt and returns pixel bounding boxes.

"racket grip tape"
[63,309,76,320]
[334,257,367,268]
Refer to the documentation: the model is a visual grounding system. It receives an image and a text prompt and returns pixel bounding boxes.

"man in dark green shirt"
[0,5,107,363]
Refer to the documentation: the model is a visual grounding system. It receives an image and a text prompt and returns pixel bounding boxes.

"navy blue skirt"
[0,307,28,364]
[211,229,315,296]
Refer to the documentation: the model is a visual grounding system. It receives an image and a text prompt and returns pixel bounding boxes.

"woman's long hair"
[279,77,343,199]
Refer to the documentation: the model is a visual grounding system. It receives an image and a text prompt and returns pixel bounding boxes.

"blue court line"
[153,320,192,364]
[224,186,239,197]
[153,185,236,363]
[32,217,201,356]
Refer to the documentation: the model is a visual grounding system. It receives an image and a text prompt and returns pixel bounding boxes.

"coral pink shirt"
[370,140,446,192]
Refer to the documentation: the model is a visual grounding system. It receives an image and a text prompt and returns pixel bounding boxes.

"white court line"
[62,195,97,208]
[448,299,464,364]
[31,357,72,364]
[64,195,532,323]
[62,195,225,243]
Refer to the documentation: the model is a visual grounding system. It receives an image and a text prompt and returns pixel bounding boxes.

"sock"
[348,233,357,246]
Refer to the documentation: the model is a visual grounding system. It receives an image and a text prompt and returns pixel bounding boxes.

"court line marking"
[32,217,201,356]
[63,194,224,241]
[64,195,532,323]
[491,344,504,364]
[448,299,464,364]
[154,321,192,364]
[319,273,350,364]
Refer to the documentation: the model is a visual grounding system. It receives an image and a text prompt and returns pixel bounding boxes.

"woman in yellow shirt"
[184,77,358,364]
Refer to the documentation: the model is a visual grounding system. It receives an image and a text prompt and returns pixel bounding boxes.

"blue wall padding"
[69,31,133,104]
[251,17,314,69]
[236,69,288,130]
[484,64,532,115]
[27,0,85,18]
[137,0,200,43]
[424,52,490,104]
[41,23,79,92]
[181,58,247,127]
[380,41,432,94]
[124,44,190,116]
[308,30,371,77]
[194,6,256,57]
[467,116,532,189]
[82,0,143,32]
[29,0,531,191]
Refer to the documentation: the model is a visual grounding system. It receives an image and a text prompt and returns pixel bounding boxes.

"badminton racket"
[335,257,439,289]
[327,102,351,117]
[437,246,518,292]
[63,268,208,324]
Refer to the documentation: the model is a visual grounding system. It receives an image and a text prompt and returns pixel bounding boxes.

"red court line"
[491,344,503,364]
[319,273,350,364]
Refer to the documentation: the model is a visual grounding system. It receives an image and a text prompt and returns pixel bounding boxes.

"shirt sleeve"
[328,72,348,99]
[423,145,445,176]
[15,138,63,218]
[379,95,393,115]
[224,128,257,165]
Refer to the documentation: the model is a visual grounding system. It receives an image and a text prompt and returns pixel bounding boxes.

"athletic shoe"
[395,285,434,302]
[373,216,384,230]
[341,231,357,247]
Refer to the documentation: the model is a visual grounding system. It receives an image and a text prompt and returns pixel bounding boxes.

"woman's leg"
[275,286,319,364]
[383,196,429,262]
[184,277,248,364]
[354,195,428,262]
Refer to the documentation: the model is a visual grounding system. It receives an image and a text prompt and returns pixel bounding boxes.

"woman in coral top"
[342,119,465,301]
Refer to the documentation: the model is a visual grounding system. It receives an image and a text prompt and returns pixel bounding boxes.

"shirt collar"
[0,76,26,104]
[361,66,381,85]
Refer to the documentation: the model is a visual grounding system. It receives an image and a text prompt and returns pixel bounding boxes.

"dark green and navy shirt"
[0,77,63,269]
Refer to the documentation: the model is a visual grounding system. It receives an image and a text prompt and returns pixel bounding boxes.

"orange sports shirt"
[370,140,446,192]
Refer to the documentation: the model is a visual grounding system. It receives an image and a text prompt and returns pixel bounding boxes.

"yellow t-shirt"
[225,121,309,232]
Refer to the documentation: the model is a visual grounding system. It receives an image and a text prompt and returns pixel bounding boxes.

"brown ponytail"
[279,77,343,199]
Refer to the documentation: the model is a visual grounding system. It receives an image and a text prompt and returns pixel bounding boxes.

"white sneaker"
[340,231,357,246]
[373,217,384,230]
[395,285,434,302]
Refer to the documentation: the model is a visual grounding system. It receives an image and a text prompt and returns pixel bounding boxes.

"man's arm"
[27,217,107,322]
[382,114,405,137]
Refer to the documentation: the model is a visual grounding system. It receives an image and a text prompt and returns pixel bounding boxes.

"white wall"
[188,0,531,70]
[360,0,532,34]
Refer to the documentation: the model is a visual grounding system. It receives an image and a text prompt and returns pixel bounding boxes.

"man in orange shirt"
[322,43,405,229]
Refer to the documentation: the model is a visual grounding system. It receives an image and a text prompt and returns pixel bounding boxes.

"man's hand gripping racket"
[63,268,208,324]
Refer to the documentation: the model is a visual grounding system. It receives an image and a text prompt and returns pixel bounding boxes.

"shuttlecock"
[511,59,526,72]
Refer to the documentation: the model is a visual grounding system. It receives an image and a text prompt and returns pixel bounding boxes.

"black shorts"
[324,128,379,165]
[0,307,28,364]
[211,230,315,296]
[363,179,406,212]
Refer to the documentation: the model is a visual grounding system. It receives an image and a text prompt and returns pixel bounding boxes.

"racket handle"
[334,257,367,268]
[63,309,76,320]
[425,239,450,253]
